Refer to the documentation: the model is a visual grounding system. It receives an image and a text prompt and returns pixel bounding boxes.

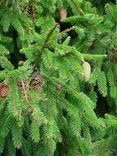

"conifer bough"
[0,0,116,156]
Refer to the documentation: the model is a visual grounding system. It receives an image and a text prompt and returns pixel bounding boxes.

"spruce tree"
[0,0,117,156]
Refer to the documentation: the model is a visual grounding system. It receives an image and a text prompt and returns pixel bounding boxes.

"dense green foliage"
[0,0,117,156]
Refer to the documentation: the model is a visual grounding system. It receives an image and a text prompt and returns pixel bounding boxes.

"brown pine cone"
[0,83,9,98]
[18,60,24,66]
[60,8,67,20]
[55,84,62,91]
[31,70,43,91]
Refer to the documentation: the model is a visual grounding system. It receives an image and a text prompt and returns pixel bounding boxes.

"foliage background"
[0,0,117,156]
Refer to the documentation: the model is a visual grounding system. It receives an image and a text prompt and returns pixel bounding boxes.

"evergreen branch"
[44,23,59,48]
[20,80,35,113]
[82,54,107,60]
[0,0,117,155]
[26,97,35,113]
[35,23,58,64]
[72,49,107,61]
[70,0,84,15]
[105,4,117,25]
[59,26,76,36]
[9,81,16,114]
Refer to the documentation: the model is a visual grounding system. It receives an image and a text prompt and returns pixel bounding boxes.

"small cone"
[55,84,62,91]
[0,83,9,98]
[82,61,91,81]
[31,69,43,91]
[18,60,24,66]
[60,8,67,20]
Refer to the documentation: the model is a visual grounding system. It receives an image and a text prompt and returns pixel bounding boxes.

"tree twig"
[71,0,84,15]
